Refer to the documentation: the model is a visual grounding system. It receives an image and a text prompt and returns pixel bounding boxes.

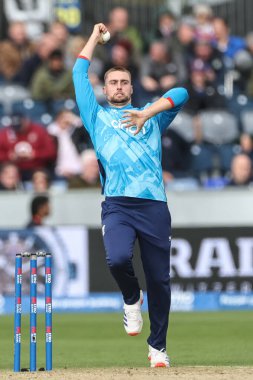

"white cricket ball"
[102,31,111,43]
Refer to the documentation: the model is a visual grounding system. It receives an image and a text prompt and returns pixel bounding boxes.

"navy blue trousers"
[101,196,171,351]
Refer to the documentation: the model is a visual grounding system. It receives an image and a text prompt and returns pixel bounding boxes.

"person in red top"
[0,111,57,180]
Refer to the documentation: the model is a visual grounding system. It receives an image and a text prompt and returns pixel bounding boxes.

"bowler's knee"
[106,250,131,270]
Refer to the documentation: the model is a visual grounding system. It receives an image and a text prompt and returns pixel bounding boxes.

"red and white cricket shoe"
[148,345,170,368]
[123,290,143,336]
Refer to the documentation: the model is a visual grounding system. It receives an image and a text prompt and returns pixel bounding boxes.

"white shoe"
[123,290,143,336]
[149,345,170,368]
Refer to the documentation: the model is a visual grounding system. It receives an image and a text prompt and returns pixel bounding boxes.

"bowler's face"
[103,71,133,107]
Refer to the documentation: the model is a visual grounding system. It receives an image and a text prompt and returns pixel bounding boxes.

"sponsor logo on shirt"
[111,119,146,135]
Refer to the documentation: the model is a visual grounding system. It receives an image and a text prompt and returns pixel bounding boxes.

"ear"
[103,86,106,95]
[131,85,133,95]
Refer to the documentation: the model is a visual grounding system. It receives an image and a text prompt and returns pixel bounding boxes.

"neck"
[108,100,131,108]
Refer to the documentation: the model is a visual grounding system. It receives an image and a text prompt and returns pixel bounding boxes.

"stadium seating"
[191,110,239,176]
[0,85,30,114]
[241,109,253,136]
[169,112,195,143]
[12,99,52,126]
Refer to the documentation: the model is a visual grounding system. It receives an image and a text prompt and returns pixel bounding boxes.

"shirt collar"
[107,103,133,111]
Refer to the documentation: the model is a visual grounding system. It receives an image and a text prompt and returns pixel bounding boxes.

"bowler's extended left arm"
[122,87,189,135]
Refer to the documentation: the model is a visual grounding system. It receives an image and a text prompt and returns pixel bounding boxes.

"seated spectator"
[190,39,225,86]
[7,21,35,60]
[147,9,177,48]
[106,6,143,57]
[213,17,246,67]
[102,39,139,82]
[0,162,22,191]
[16,32,59,86]
[31,169,51,193]
[184,61,226,114]
[68,149,100,189]
[31,49,74,101]
[175,18,196,53]
[140,40,180,101]
[193,3,215,42]
[0,40,22,84]
[227,154,253,186]
[26,194,51,228]
[49,21,70,50]
[48,109,91,178]
[168,18,197,84]
[0,111,57,181]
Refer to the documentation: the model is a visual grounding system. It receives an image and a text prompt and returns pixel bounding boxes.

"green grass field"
[1,311,253,370]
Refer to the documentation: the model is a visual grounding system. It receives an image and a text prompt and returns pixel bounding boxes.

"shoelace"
[150,347,170,364]
[124,309,140,320]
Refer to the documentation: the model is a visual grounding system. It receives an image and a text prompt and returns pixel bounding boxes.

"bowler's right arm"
[72,23,108,137]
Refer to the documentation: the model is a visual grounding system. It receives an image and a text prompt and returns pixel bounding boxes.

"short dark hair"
[31,195,49,216]
[49,49,63,60]
[104,66,131,82]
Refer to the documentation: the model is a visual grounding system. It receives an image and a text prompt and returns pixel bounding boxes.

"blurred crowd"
[0,2,253,193]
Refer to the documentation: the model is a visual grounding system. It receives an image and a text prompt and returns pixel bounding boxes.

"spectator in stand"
[168,18,196,84]
[102,39,139,82]
[31,49,75,102]
[213,18,250,94]
[154,9,177,40]
[227,154,253,187]
[0,40,22,84]
[146,9,177,50]
[0,111,57,181]
[26,194,51,228]
[7,21,35,60]
[4,0,51,41]
[213,17,246,67]
[0,162,22,191]
[190,39,225,86]
[106,6,143,57]
[176,18,196,51]
[31,169,51,193]
[68,149,100,189]
[184,60,226,114]
[193,3,215,42]
[140,40,181,102]
[16,32,59,86]
[49,21,70,49]
[48,109,91,179]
